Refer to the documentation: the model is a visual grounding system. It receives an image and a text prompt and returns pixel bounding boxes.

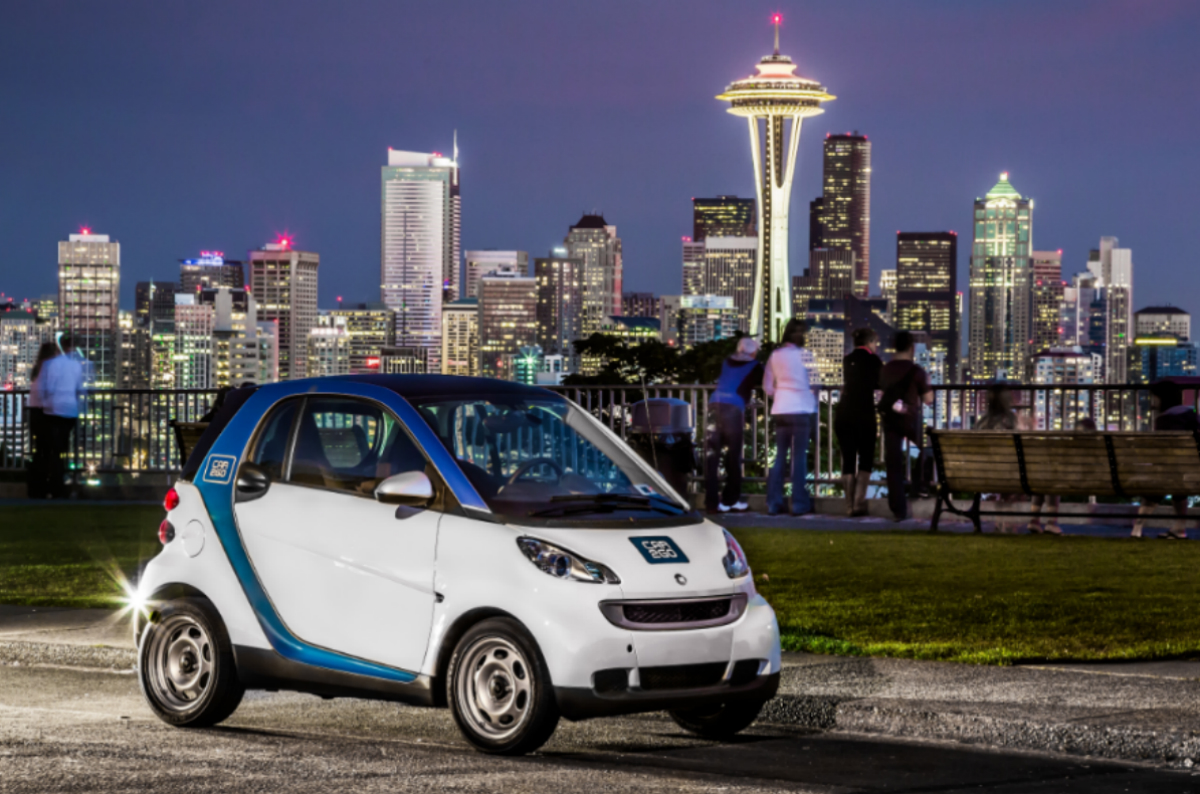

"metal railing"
[0,384,1166,488]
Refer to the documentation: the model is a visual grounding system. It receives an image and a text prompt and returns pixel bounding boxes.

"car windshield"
[412,396,693,525]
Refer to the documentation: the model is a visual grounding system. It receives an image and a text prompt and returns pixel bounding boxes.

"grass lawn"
[731,527,1200,665]
[0,504,163,608]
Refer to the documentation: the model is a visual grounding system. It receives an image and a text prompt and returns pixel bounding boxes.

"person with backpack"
[704,336,763,514]
[1132,380,1199,539]
[835,328,882,516]
[878,331,932,521]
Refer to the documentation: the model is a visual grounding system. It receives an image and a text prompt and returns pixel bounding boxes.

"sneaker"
[717,503,732,513]
[728,501,750,513]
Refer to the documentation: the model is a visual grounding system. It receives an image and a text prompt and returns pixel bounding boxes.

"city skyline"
[2,3,1198,323]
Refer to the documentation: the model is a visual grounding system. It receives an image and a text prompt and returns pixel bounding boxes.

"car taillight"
[159,520,175,545]
[163,487,180,512]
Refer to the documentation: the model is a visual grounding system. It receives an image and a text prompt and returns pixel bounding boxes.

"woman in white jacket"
[763,319,819,515]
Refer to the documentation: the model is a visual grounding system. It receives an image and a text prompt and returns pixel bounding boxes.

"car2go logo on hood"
[629,536,689,564]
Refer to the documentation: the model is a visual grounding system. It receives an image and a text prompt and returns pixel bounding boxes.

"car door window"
[251,398,299,480]
[289,397,429,496]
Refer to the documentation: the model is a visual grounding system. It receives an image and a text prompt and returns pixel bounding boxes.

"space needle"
[717,15,835,341]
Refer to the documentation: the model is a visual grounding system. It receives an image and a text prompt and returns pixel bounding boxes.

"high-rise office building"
[381,147,460,370]
[717,17,834,340]
[464,251,529,300]
[818,133,871,296]
[0,311,55,389]
[809,197,824,250]
[256,321,279,385]
[200,287,260,387]
[968,173,1033,381]
[692,196,756,241]
[249,239,318,381]
[441,297,479,377]
[179,252,245,295]
[1135,306,1189,341]
[792,247,855,318]
[1032,347,1099,429]
[879,269,897,322]
[478,267,537,379]
[703,236,757,334]
[681,238,706,296]
[1130,336,1197,383]
[32,295,59,329]
[564,214,622,335]
[896,232,959,381]
[136,281,182,328]
[1087,237,1133,383]
[660,295,740,348]
[307,314,351,378]
[173,294,215,389]
[330,302,396,374]
[1031,250,1064,356]
[59,230,121,386]
[621,292,659,319]
[534,254,584,357]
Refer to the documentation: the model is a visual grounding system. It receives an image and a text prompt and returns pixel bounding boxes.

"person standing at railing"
[704,337,763,514]
[25,341,61,500]
[835,328,882,517]
[1132,381,1198,540]
[38,335,85,500]
[878,331,933,522]
[764,318,819,516]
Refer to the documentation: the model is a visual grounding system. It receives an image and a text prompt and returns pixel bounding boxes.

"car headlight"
[517,537,620,584]
[722,529,750,579]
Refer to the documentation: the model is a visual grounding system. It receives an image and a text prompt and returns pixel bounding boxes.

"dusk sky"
[2,0,1198,318]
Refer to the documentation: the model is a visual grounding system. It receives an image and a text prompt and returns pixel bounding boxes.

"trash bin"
[627,398,695,497]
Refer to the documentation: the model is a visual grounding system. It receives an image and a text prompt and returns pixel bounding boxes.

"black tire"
[670,698,767,740]
[447,617,560,755]
[138,597,244,727]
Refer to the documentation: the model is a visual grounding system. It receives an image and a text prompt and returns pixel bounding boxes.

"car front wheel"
[447,617,560,755]
[670,698,767,740]
[138,597,244,727]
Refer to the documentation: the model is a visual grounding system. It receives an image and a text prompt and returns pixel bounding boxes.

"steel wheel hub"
[146,614,214,711]
[457,637,532,741]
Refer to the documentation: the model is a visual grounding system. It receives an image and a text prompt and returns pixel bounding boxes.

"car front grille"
[639,662,728,691]
[599,594,748,631]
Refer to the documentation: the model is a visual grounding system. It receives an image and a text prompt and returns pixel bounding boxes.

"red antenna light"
[80,226,91,235]
[772,13,782,24]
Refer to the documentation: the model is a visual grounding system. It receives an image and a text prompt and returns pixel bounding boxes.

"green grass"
[0,504,164,608]
[730,528,1200,665]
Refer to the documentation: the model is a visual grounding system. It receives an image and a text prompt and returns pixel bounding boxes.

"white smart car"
[135,375,780,754]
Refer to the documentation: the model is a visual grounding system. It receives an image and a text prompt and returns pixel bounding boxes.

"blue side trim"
[193,380,487,684]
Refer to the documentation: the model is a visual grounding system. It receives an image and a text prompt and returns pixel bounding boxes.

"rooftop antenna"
[771,13,782,56]
[453,129,458,163]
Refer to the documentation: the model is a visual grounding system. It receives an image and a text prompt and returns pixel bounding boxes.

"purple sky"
[2,0,1198,318]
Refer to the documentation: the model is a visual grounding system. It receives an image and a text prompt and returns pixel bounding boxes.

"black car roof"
[334,374,559,400]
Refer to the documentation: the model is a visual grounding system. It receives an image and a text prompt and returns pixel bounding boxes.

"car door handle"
[394,505,426,520]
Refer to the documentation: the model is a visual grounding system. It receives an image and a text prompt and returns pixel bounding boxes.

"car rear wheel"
[139,597,244,727]
[447,617,559,755]
[670,698,766,740]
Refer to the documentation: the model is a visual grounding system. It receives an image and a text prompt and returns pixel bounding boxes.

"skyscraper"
[564,214,622,336]
[717,16,835,340]
[478,267,537,379]
[818,133,872,296]
[534,254,584,357]
[968,173,1033,381]
[249,238,319,381]
[330,302,396,374]
[896,232,959,381]
[621,292,659,319]
[1030,250,1064,356]
[179,252,245,295]
[441,297,479,377]
[809,197,824,250]
[792,247,855,318]
[58,230,121,386]
[1087,237,1133,383]
[681,238,706,296]
[306,314,351,378]
[879,269,897,322]
[464,251,529,299]
[205,287,260,387]
[381,147,460,370]
[1135,306,1189,341]
[692,196,756,241]
[703,237,758,334]
[173,293,215,389]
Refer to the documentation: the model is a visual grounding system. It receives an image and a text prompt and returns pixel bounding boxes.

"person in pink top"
[763,318,819,515]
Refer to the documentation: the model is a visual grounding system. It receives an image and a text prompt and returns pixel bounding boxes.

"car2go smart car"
[135,375,781,754]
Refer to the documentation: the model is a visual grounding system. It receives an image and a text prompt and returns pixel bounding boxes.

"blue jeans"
[768,413,814,514]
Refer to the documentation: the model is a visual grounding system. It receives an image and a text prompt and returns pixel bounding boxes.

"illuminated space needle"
[717,15,835,341]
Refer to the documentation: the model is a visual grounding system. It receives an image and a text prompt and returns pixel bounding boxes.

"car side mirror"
[235,461,270,503]
[375,471,433,508]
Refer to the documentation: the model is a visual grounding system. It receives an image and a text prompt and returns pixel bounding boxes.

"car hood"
[508,518,748,600]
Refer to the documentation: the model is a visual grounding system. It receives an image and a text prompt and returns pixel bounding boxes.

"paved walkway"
[2,605,1200,767]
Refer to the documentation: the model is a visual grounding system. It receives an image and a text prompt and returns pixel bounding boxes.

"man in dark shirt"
[878,331,933,521]
[1133,380,1199,539]
[705,337,764,513]
[835,328,882,516]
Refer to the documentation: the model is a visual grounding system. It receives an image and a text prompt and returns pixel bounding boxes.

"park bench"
[927,429,1200,532]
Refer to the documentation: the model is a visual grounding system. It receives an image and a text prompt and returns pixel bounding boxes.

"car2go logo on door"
[202,455,238,485]
[630,536,689,564]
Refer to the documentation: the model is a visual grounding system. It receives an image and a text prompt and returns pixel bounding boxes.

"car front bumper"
[555,669,780,720]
